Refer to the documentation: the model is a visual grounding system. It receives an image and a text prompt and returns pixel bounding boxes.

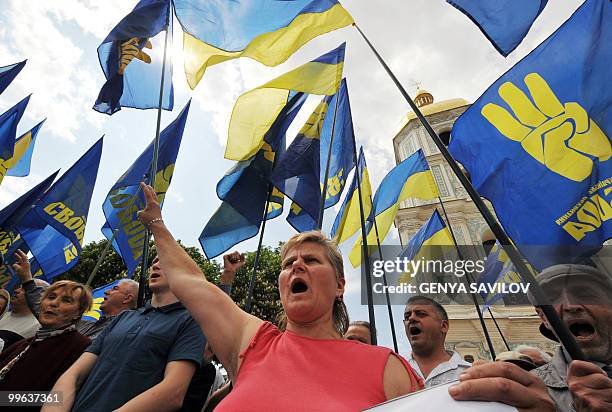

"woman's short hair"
[278,231,349,336]
[42,280,93,318]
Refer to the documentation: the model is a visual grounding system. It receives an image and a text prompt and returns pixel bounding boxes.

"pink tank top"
[216,322,422,411]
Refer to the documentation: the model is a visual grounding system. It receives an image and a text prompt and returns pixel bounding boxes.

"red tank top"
[216,322,422,411]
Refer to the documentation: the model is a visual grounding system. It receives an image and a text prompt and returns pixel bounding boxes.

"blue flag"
[447,0,548,56]
[6,119,44,177]
[0,60,26,95]
[449,0,612,270]
[102,101,189,275]
[82,280,121,322]
[0,172,58,289]
[0,95,30,184]
[14,138,103,280]
[200,92,307,259]
[284,79,356,232]
[94,0,173,115]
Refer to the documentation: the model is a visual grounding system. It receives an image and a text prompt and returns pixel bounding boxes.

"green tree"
[229,244,283,324]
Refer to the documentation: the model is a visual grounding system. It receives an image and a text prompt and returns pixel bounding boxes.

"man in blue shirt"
[46,257,206,412]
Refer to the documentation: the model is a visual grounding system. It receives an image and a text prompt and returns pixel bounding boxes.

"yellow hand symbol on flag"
[118,37,153,75]
[482,73,610,182]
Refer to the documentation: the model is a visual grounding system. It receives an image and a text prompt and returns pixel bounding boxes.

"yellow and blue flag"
[397,210,454,283]
[447,0,548,57]
[349,149,439,267]
[0,60,26,95]
[94,0,173,115]
[449,0,611,269]
[331,147,372,243]
[226,43,345,161]
[0,95,30,184]
[6,119,44,177]
[200,92,308,259]
[477,241,522,310]
[13,138,103,280]
[82,280,121,322]
[174,0,353,89]
[102,101,189,275]
[282,78,356,232]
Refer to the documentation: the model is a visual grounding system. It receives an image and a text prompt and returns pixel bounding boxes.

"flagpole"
[245,186,273,313]
[353,23,585,361]
[488,308,511,351]
[369,195,398,353]
[318,89,341,229]
[137,6,172,308]
[351,146,377,345]
[436,197,497,359]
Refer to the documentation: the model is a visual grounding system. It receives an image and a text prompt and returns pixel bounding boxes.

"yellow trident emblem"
[482,73,610,182]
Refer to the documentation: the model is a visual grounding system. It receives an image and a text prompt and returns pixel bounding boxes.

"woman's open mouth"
[290,279,309,294]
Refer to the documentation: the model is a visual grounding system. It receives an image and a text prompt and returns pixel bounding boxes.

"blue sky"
[0,0,583,354]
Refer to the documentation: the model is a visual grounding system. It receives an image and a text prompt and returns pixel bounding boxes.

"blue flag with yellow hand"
[81,280,121,322]
[226,43,345,161]
[349,149,439,267]
[6,119,44,177]
[449,0,612,270]
[0,60,26,95]
[397,210,454,284]
[447,0,548,57]
[200,92,308,259]
[94,0,173,115]
[102,101,189,275]
[272,95,331,232]
[0,95,30,184]
[283,78,356,232]
[331,147,373,243]
[13,138,103,280]
[174,0,353,89]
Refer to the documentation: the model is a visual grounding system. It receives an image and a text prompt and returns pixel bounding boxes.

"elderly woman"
[0,274,92,391]
[137,183,422,410]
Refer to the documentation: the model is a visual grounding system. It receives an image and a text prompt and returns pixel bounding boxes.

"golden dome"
[414,88,434,108]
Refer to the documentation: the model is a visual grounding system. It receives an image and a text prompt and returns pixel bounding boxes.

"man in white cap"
[529,264,612,412]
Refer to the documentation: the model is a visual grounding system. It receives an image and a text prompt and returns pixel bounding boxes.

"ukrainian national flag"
[174,0,353,89]
[0,96,30,184]
[6,119,44,177]
[447,0,548,57]
[331,147,372,243]
[94,0,173,115]
[0,60,26,95]
[449,0,612,270]
[397,210,454,283]
[225,43,345,161]
[82,280,121,322]
[349,149,439,267]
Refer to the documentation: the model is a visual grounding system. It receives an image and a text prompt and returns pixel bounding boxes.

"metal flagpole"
[350,141,377,345]
[436,197,497,359]
[137,6,172,308]
[245,187,273,313]
[353,23,585,361]
[318,89,342,229]
[488,308,511,351]
[370,195,399,353]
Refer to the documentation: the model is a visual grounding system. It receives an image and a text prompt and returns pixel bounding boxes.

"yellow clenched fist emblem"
[118,37,152,75]
[482,73,610,182]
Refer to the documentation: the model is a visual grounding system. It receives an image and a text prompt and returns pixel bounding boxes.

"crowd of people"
[0,182,609,411]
